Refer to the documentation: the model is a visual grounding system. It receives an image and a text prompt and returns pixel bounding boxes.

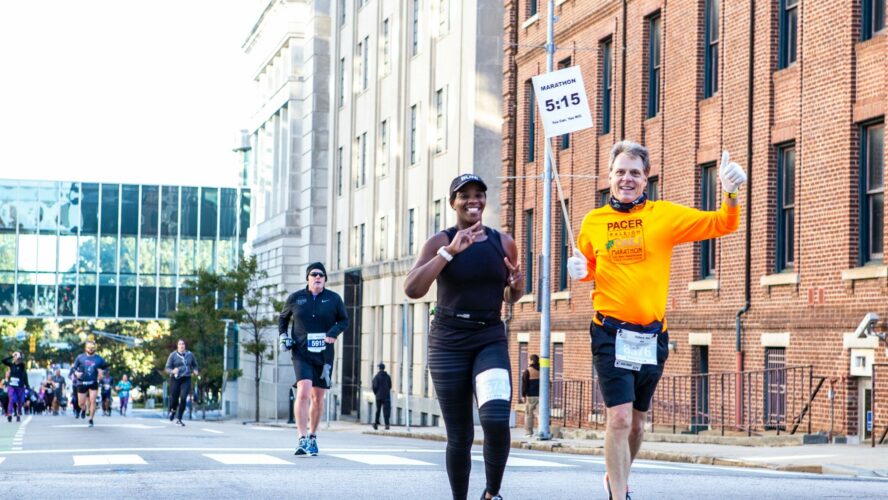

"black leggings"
[169,376,191,420]
[429,341,512,500]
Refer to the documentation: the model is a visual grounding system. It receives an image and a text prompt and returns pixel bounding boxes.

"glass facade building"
[0,180,250,319]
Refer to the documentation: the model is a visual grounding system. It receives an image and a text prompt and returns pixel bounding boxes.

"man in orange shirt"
[567,140,746,500]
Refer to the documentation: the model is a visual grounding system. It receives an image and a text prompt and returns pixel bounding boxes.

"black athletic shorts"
[292,354,330,390]
[77,382,99,393]
[590,320,669,412]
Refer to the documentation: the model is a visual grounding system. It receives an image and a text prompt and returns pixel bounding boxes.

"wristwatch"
[437,246,454,262]
[725,191,738,199]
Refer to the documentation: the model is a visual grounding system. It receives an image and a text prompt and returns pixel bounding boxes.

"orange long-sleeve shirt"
[576,200,740,327]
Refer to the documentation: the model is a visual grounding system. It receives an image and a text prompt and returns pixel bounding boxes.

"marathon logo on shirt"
[606,219,646,264]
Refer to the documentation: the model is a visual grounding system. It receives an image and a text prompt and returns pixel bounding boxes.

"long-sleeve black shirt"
[521,363,541,398]
[2,357,29,388]
[279,287,349,365]
[372,371,392,400]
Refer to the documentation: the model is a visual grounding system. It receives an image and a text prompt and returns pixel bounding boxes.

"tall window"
[361,36,369,90]
[435,88,446,153]
[525,209,534,294]
[527,81,535,162]
[410,105,418,165]
[359,223,366,264]
[352,226,358,265]
[382,19,391,74]
[599,189,610,208]
[860,121,885,264]
[337,231,342,268]
[378,217,386,260]
[355,133,367,187]
[339,0,346,26]
[647,13,661,117]
[378,120,388,176]
[559,200,570,291]
[862,0,886,41]
[408,208,416,254]
[558,57,572,149]
[356,39,364,91]
[700,163,718,278]
[777,145,796,271]
[647,176,659,201]
[337,146,344,196]
[704,0,719,98]
[601,38,613,135]
[552,343,564,408]
[433,200,443,233]
[339,57,346,107]
[779,0,798,69]
[439,0,449,35]
[412,0,421,56]
[529,0,538,17]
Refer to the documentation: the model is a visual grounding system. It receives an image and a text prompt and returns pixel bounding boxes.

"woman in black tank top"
[405,174,525,500]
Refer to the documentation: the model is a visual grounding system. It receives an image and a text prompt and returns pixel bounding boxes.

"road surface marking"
[471,456,573,468]
[52,424,165,429]
[0,457,5,465]
[201,428,224,434]
[73,454,148,466]
[330,454,435,466]
[742,454,835,462]
[249,427,286,432]
[204,453,294,465]
[0,446,445,456]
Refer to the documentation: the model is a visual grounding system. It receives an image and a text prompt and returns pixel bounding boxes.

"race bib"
[103,384,111,391]
[306,333,326,353]
[615,328,658,369]
[9,377,19,387]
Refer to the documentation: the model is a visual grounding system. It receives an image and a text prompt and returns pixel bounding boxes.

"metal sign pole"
[402,300,411,432]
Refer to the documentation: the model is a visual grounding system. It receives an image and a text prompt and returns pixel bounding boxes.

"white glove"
[567,248,589,280]
[279,334,293,352]
[719,151,747,194]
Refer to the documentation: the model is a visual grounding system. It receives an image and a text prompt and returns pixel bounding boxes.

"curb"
[366,430,828,475]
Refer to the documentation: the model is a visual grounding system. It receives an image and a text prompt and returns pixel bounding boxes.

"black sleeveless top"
[429,226,509,350]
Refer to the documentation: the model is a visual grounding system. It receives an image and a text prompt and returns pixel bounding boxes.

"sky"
[0,0,261,187]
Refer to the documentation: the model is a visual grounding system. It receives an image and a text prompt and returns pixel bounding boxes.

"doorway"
[858,377,873,441]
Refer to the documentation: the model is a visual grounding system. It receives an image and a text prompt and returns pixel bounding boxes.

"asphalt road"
[0,410,884,499]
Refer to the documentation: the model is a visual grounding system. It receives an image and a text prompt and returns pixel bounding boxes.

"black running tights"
[169,376,191,420]
[429,341,512,500]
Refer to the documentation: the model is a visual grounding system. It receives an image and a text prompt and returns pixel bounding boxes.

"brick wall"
[502,0,888,437]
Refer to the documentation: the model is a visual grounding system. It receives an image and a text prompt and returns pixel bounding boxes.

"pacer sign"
[531,65,593,138]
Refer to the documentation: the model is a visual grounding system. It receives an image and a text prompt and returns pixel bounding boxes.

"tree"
[225,255,284,422]
[168,270,233,416]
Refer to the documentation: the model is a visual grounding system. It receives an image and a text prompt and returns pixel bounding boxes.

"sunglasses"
[309,272,326,278]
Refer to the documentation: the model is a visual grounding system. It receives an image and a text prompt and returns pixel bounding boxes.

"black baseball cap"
[306,262,327,279]
[449,173,487,201]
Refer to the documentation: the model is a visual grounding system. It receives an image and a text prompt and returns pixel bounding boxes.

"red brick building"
[502,0,886,440]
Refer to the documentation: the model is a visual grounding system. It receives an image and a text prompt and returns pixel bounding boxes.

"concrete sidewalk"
[365,424,888,479]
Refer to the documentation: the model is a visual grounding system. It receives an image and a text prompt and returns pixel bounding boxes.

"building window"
[410,105,418,165]
[339,57,346,107]
[378,216,386,260]
[525,209,534,294]
[435,88,446,153]
[339,0,346,27]
[779,0,798,69]
[356,39,363,92]
[382,19,390,74]
[433,199,442,233]
[337,146,344,197]
[527,81,535,162]
[860,121,885,264]
[862,0,886,41]
[777,144,796,271]
[355,133,367,187]
[647,176,659,201]
[552,343,564,408]
[700,163,718,278]
[599,189,610,208]
[359,223,366,264]
[529,0,538,18]
[558,57,572,149]
[559,200,570,291]
[408,208,416,255]
[704,0,719,98]
[378,120,388,176]
[647,13,661,117]
[601,37,613,135]
[438,0,449,35]
[361,36,369,90]
[518,342,529,394]
[412,0,420,56]
[337,231,342,269]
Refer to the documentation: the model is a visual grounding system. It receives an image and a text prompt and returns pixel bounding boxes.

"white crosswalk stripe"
[203,453,294,465]
[472,456,573,468]
[73,454,147,466]
[330,454,435,466]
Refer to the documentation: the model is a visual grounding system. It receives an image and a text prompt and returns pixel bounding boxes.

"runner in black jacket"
[3,352,29,422]
[279,262,348,456]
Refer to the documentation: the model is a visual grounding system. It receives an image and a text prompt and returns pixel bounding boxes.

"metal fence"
[547,365,826,436]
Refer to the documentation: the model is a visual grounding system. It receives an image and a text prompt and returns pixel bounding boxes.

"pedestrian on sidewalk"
[567,141,746,500]
[372,363,392,430]
[2,352,28,422]
[520,354,540,437]
[278,261,348,457]
[404,173,525,500]
[165,339,199,427]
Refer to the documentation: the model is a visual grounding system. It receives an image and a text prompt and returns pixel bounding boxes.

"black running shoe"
[6,415,10,423]
[88,419,94,427]
[479,491,503,500]
[176,419,185,427]
[16,415,20,422]
[169,410,175,421]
